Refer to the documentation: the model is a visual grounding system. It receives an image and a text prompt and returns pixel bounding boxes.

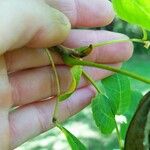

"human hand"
[0,0,133,149]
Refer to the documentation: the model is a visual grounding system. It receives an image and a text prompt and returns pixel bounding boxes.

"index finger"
[47,0,115,27]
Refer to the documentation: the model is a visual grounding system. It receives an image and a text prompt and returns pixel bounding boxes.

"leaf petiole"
[82,70,102,94]
[45,49,61,123]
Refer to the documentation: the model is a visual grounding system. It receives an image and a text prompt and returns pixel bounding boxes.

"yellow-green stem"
[82,70,102,94]
[45,49,61,122]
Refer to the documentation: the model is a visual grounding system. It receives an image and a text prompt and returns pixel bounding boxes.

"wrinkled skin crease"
[0,56,12,150]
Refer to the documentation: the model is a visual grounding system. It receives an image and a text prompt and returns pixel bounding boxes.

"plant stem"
[114,119,124,150]
[82,70,102,94]
[64,56,150,84]
[45,49,61,123]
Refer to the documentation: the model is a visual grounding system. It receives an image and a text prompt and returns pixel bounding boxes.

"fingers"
[0,111,10,150]
[9,86,96,149]
[9,64,120,106]
[0,0,70,55]
[46,0,115,27]
[5,30,133,73]
[0,0,115,55]
[0,56,12,109]
[64,30,133,63]
[0,56,12,149]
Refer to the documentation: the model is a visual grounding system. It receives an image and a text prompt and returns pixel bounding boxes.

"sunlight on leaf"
[112,0,150,31]
[115,115,127,124]
[59,65,83,101]
[56,123,87,150]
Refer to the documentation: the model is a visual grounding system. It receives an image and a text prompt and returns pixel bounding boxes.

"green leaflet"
[59,65,83,101]
[92,74,131,135]
[57,123,87,150]
[92,94,116,134]
[112,0,150,31]
[102,74,131,114]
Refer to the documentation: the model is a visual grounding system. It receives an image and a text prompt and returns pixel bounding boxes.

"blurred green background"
[15,19,150,150]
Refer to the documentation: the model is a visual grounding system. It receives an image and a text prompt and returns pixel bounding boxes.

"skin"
[0,0,133,149]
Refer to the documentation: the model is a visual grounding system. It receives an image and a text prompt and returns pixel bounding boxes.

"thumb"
[0,0,71,55]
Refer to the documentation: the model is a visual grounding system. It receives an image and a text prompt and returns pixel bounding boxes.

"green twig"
[45,49,61,123]
[63,56,150,84]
